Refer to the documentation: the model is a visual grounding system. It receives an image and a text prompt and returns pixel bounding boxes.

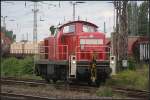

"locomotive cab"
[35,20,112,86]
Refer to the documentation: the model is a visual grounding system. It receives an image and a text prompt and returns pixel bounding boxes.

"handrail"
[75,45,111,61]
[10,45,110,61]
[37,45,68,60]
[76,45,111,50]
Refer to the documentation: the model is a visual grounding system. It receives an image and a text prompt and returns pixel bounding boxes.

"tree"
[127,1,138,36]
[13,34,16,42]
[127,1,149,36]
[127,2,132,35]
[49,25,56,35]
[138,1,149,36]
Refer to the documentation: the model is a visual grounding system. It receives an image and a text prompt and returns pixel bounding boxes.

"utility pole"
[112,1,119,62]
[32,1,39,43]
[73,3,75,21]
[104,21,106,33]
[1,16,8,30]
[70,2,85,21]
[29,1,55,43]
[113,1,128,71]
[119,1,128,69]
[21,34,25,41]
[27,33,28,41]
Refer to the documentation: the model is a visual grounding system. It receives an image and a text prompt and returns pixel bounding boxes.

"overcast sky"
[1,1,143,42]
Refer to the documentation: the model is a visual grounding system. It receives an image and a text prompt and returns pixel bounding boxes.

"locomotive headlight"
[111,61,114,64]
[72,61,76,64]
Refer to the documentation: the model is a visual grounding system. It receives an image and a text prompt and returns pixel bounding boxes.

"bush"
[20,56,34,75]
[1,57,21,76]
[106,65,149,90]
[1,56,34,77]
[128,57,136,70]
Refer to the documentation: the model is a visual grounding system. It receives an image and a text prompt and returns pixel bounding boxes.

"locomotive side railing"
[75,45,111,61]
[36,45,68,61]
[36,45,49,61]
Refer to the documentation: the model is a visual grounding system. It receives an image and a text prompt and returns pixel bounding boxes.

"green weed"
[1,56,35,77]
[96,86,113,97]
[106,64,149,90]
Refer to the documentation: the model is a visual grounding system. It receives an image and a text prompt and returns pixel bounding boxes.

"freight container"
[10,41,39,54]
[10,42,23,54]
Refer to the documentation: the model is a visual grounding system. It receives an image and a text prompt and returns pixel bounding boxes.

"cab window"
[83,25,96,32]
[63,24,75,33]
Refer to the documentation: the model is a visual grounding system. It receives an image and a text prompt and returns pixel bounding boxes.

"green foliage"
[16,74,43,80]
[1,26,15,41]
[20,56,34,75]
[12,34,16,42]
[106,64,149,90]
[5,30,13,39]
[1,57,21,76]
[49,25,56,35]
[127,1,149,36]
[128,57,136,70]
[138,1,149,35]
[96,86,113,97]
[96,86,128,98]
[138,1,149,36]
[1,56,34,77]
[127,2,138,36]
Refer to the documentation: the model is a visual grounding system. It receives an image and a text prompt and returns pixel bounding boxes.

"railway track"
[112,86,149,99]
[1,77,149,99]
[1,77,97,93]
[0,92,55,100]
[1,77,47,87]
[0,77,106,99]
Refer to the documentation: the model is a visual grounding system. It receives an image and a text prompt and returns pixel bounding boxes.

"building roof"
[105,36,149,55]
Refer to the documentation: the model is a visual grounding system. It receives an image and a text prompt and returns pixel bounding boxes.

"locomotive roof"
[58,20,98,29]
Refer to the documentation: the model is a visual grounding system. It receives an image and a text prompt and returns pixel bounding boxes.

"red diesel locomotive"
[35,20,112,86]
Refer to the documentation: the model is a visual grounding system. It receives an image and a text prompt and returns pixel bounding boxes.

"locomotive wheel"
[87,79,100,87]
[45,77,51,83]
[52,78,57,83]
[95,80,101,87]
[88,79,92,86]
[88,81,91,86]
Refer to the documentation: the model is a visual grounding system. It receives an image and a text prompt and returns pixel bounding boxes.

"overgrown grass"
[96,86,128,98]
[1,56,40,79]
[106,64,149,90]
[96,86,113,97]
[96,63,148,97]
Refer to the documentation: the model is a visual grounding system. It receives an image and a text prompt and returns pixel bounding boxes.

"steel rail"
[112,86,149,99]
[1,77,97,93]
[0,92,55,100]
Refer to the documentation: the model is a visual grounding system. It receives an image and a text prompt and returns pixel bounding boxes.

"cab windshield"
[63,24,75,33]
[83,25,96,32]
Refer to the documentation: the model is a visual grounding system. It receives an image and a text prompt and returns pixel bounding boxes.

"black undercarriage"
[35,60,111,86]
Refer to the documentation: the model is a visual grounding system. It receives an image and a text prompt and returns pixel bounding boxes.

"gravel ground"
[1,84,111,99]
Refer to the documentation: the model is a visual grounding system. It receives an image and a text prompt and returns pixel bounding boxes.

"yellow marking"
[91,61,97,82]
